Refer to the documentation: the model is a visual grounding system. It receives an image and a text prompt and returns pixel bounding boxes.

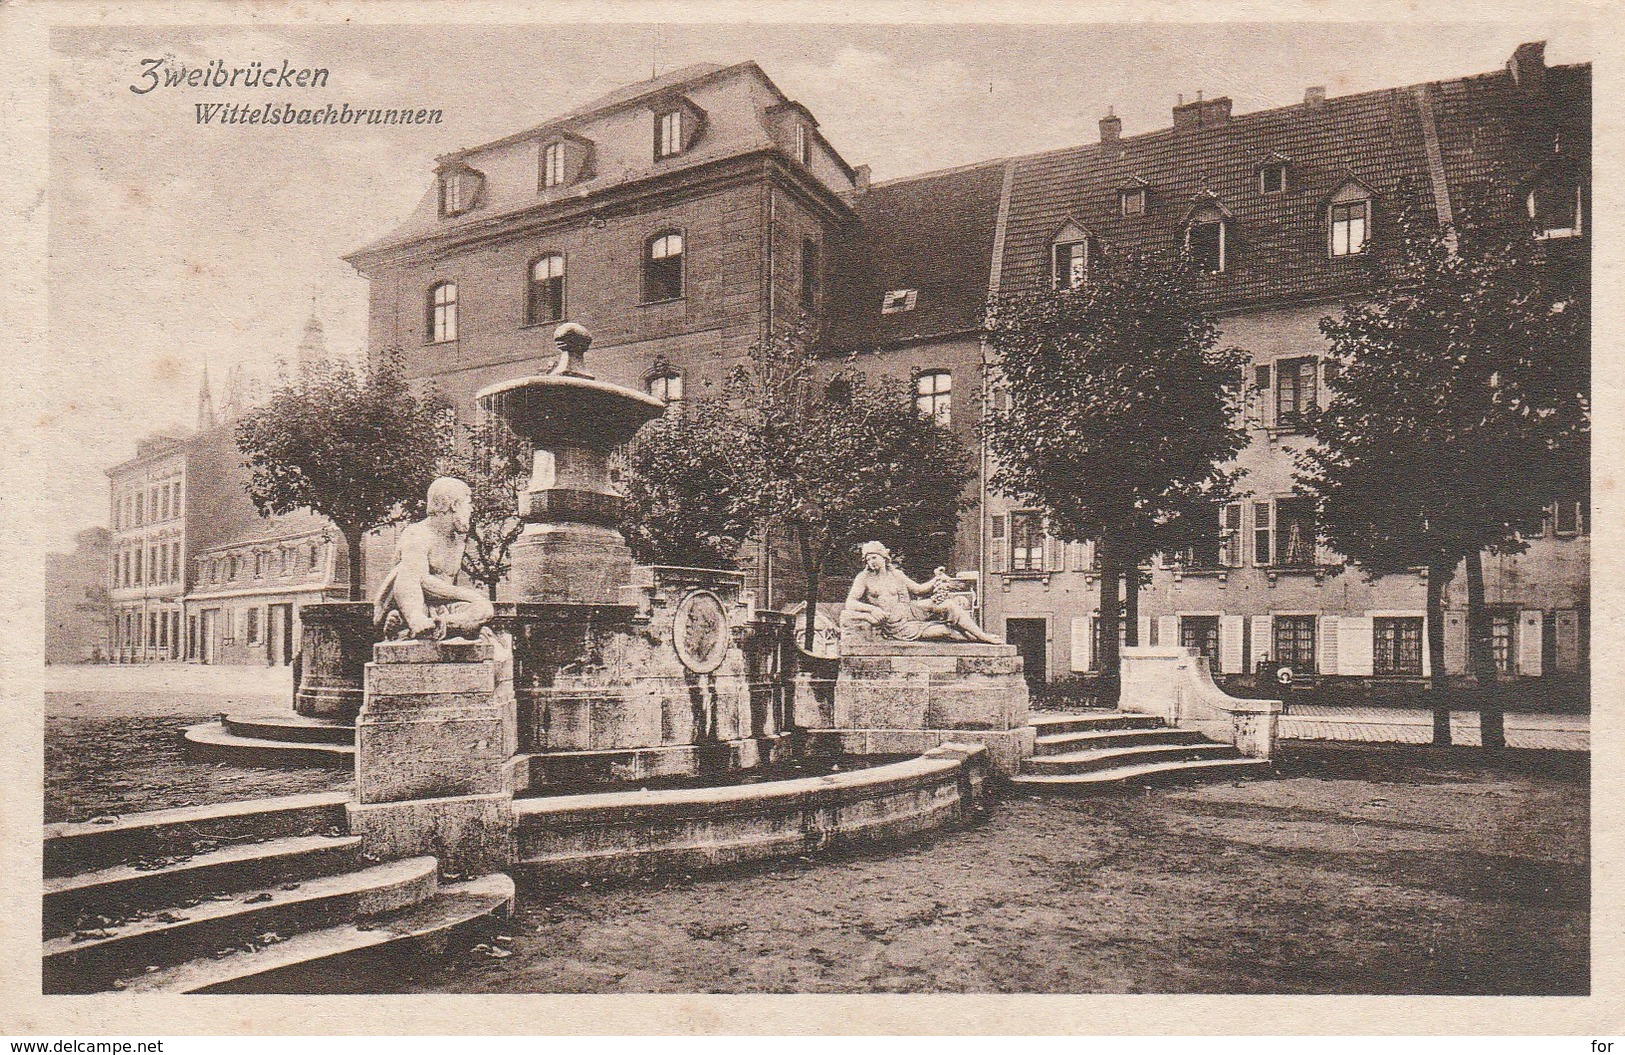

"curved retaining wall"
[512,742,989,884]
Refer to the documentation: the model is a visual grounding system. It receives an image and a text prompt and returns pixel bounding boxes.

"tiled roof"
[197,510,333,555]
[824,160,1009,350]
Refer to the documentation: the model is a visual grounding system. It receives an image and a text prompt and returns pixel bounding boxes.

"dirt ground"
[43,683,1587,995]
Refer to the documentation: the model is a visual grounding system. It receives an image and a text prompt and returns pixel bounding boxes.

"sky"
[40,18,1591,551]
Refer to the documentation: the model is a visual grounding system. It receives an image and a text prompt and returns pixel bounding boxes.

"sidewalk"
[1280,703,1588,751]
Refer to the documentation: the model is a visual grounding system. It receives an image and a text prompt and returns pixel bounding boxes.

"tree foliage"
[437,415,533,599]
[729,333,974,650]
[1301,190,1588,746]
[620,399,763,569]
[236,351,451,600]
[983,250,1249,698]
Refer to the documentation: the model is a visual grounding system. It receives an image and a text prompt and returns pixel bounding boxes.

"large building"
[44,527,112,664]
[348,46,1589,688]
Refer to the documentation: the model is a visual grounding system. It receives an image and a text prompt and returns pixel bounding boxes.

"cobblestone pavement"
[1281,704,1588,751]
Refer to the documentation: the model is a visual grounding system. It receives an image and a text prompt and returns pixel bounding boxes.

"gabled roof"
[824,159,1009,350]
[196,510,333,556]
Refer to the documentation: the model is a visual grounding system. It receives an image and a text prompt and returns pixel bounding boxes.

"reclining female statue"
[840,540,1000,644]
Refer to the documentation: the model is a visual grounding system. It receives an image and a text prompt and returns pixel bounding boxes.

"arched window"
[427,282,458,343]
[643,231,684,302]
[915,370,952,426]
[646,370,683,403]
[526,254,566,326]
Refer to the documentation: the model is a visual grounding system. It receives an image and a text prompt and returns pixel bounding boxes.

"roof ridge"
[863,157,1012,190]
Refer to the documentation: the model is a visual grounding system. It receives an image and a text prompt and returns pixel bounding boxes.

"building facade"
[44,527,112,664]
[351,47,1589,687]
[106,434,190,663]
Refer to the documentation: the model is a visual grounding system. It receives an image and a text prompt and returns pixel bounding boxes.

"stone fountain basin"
[476,374,666,450]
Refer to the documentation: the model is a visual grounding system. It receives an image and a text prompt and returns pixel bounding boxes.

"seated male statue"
[840,541,1000,644]
[374,477,495,642]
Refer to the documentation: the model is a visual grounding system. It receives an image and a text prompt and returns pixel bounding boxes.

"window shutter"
[989,515,1007,573]
[1070,616,1093,673]
[1318,615,1340,674]
[1254,363,1273,428]
[1554,609,1581,671]
[1444,611,1468,675]
[1420,615,1432,678]
[1219,616,1245,675]
[1136,616,1151,649]
[1518,611,1544,676]
[1067,542,1088,572]
[1043,534,1061,573]
[1158,616,1179,651]
[1338,616,1374,676]
[1249,614,1272,671]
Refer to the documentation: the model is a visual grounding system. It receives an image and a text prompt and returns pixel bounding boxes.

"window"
[1186,212,1226,272]
[880,288,918,314]
[794,123,810,165]
[308,542,322,571]
[1275,356,1318,427]
[800,238,820,312]
[526,254,566,326]
[1273,616,1317,673]
[1274,498,1316,568]
[542,142,567,188]
[647,371,683,403]
[1552,499,1586,536]
[1052,240,1089,290]
[643,231,684,302]
[1528,184,1582,239]
[1009,511,1045,572]
[1491,610,1516,673]
[440,169,478,217]
[135,492,144,525]
[1120,187,1146,217]
[1260,163,1288,195]
[1180,616,1221,668]
[246,607,260,645]
[656,110,684,159]
[914,371,952,427]
[1330,200,1369,256]
[1374,617,1424,675]
[427,282,458,343]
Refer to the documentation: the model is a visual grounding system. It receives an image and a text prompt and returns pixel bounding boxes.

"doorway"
[1005,617,1048,689]
[200,609,218,665]
[268,604,294,665]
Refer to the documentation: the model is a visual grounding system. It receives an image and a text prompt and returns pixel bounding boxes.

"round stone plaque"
[672,589,731,674]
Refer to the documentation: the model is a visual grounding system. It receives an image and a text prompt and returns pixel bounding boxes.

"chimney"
[853,164,871,194]
[1304,86,1326,109]
[1099,107,1121,144]
[1173,93,1232,131]
[1508,40,1547,91]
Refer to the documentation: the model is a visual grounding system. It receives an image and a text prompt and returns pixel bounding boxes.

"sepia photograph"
[3,2,1608,1035]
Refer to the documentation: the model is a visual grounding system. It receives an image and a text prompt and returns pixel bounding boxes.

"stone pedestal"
[294,602,380,720]
[506,523,636,606]
[808,641,1034,775]
[350,636,518,874]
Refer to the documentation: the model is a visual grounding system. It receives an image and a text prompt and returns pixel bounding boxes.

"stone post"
[347,636,518,875]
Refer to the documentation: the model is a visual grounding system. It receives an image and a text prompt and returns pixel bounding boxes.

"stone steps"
[44,833,363,938]
[1023,740,1239,776]
[44,856,440,994]
[224,714,356,745]
[1028,712,1166,737]
[1016,712,1272,792]
[1011,756,1272,792]
[45,791,353,878]
[183,720,355,768]
[120,873,515,994]
[1034,726,1209,756]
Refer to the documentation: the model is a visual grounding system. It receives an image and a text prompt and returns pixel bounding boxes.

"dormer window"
[1050,222,1093,290]
[1528,183,1583,240]
[1327,179,1374,257]
[881,288,918,314]
[1260,161,1288,195]
[1185,203,1228,273]
[438,166,484,218]
[543,142,566,188]
[1120,185,1147,217]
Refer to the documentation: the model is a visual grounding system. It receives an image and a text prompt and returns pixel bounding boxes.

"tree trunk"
[800,533,819,655]
[1123,562,1140,647]
[487,581,498,602]
[1426,556,1452,747]
[1465,549,1506,752]
[343,526,364,602]
[1096,532,1121,709]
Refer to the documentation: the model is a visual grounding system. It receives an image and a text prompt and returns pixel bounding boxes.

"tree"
[620,399,763,569]
[1302,191,1588,749]
[984,250,1249,705]
[437,416,532,599]
[729,333,974,652]
[237,351,451,600]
